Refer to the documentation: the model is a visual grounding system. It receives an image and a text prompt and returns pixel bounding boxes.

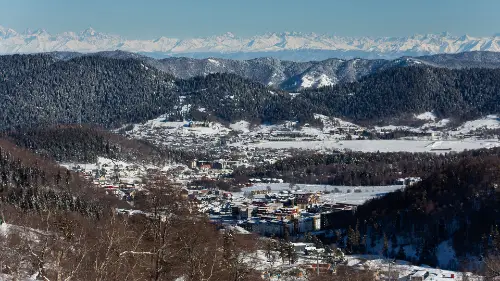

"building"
[410,271,429,281]
[295,193,320,209]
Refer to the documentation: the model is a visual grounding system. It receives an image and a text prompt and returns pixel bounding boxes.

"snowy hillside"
[2,26,500,60]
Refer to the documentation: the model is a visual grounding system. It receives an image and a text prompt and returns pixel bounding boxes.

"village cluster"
[121,114,500,166]
[59,114,499,280]
[63,153,483,280]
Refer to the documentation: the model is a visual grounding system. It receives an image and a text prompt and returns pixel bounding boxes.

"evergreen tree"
[382,233,389,258]
[419,239,438,266]
[347,226,356,253]
[396,246,406,261]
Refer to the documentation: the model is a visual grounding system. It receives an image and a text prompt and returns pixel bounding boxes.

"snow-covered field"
[236,139,500,153]
[300,74,335,88]
[343,255,479,281]
[234,183,404,205]
[451,115,500,135]
[243,249,479,281]
[125,117,232,137]
[120,112,500,162]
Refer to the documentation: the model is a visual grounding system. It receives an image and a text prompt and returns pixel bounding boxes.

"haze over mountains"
[2,26,500,60]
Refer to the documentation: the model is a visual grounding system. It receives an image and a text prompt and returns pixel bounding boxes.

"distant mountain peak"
[0,25,17,38]
[223,31,235,38]
[458,34,473,41]
[440,31,452,37]
[81,27,97,36]
[0,26,499,59]
[33,28,50,36]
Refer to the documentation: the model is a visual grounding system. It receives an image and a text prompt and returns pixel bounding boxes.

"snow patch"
[207,58,220,66]
[230,121,251,133]
[415,112,437,121]
[452,114,500,135]
[436,240,457,269]
[236,139,500,153]
[300,74,334,88]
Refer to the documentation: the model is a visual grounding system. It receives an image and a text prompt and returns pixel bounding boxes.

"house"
[295,193,320,208]
[200,164,212,171]
[180,188,189,199]
[233,206,253,220]
[291,242,315,253]
[409,271,429,281]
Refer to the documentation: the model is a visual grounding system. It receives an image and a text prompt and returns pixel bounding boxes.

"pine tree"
[360,235,368,254]
[419,239,438,266]
[347,226,356,253]
[382,233,389,258]
[396,246,406,260]
[335,230,344,248]
[354,220,361,249]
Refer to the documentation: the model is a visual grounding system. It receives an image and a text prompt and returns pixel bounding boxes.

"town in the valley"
[61,114,497,280]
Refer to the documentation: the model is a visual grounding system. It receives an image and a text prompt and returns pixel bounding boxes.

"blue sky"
[0,0,498,39]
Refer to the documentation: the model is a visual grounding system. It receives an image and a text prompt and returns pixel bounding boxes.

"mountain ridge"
[43,50,500,91]
[2,26,500,60]
[2,54,500,131]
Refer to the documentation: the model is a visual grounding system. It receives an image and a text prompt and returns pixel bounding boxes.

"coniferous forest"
[2,54,500,130]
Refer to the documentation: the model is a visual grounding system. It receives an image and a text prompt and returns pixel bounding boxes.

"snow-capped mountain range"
[2,26,500,60]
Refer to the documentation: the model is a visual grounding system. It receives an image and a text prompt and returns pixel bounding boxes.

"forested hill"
[49,51,500,91]
[4,125,203,164]
[1,54,500,130]
[0,139,124,219]
[300,66,500,122]
[0,55,179,130]
[348,153,500,268]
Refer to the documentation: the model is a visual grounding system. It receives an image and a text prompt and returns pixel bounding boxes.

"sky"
[0,0,498,39]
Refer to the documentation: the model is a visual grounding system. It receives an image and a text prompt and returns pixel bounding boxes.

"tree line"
[333,153,500,270]
[236,148,500,186]
[3,125,202,165]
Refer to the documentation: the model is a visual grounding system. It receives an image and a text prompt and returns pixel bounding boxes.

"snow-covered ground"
[415,112,438,121]
[450,115,500,135]
[235,139,500,153]
[234,183,404,205]
[300,74,336,88]
[60,157,190,185]
[377,113,499,135]
[230,120,251,133]
[125,117,232,138]
[376,112,449,132]
[121,112,500,158]
[0,223,51,243]
[243,249,480,281]
[344,255,479,281]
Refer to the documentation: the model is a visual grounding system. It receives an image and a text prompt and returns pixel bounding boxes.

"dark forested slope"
[0,139,123,218]
[0,55,179,130]
[4,125,201,164]
[346,154,500,268]
[238,148,500,186]
[300,66,500,122]
[1,54,500,130]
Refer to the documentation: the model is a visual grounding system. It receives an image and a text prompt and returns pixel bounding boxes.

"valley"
[5,1,500,279]
[1,51,500,281]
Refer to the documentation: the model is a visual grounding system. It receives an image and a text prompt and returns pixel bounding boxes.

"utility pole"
[387,259,395,281]
[316,250,320,276]
[388,260,391,281]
